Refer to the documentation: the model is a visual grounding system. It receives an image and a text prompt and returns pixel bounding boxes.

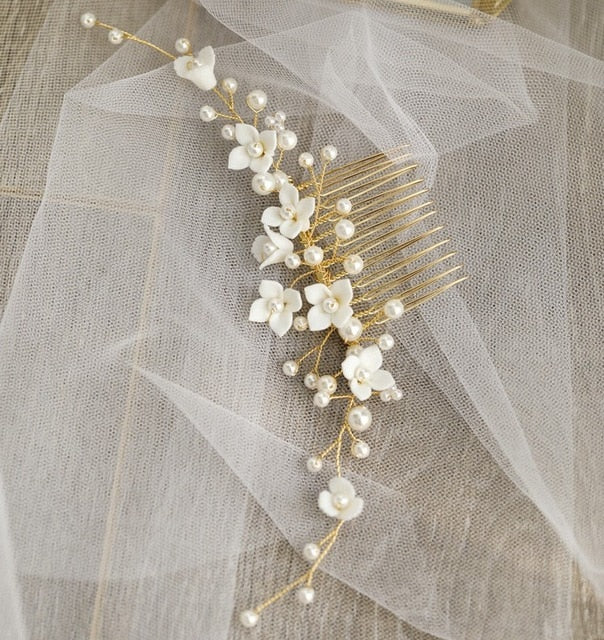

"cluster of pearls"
[380,386,403,402]
[313,373,338,408]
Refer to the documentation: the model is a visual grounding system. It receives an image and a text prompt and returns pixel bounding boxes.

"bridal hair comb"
[80,13,466,629]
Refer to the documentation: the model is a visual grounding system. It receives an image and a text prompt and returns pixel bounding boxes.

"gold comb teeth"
[80,14,466,631]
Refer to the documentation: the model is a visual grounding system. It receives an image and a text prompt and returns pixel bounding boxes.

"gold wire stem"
[94,21,176,60]
[288,269,315,289]
[212,87,244,123]
[318,523,341,547]
[254,573,309,614]
[313,327,336,373]
[306,521,345,586]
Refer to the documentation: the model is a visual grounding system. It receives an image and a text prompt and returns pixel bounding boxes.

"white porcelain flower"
[251,227,294,269]
[173,46,217,90]
[228,124,277,174]
[249,280,302,336]
[318,477,364,521]
[304,279,353,330]
[341,344,395,401]
[261,184,315,239]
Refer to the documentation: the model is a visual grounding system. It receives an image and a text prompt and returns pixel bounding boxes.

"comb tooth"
[341,207,435,247]
[348,179,425,215]
[322,163,418,199]
[359,229,445,269]
[323,145,410,182]
[400,265,464,300]
[322,153,410,188]
[352,191,431,227]
[402,276,468,312]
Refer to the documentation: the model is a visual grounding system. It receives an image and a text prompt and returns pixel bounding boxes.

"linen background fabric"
[0,1,603,638]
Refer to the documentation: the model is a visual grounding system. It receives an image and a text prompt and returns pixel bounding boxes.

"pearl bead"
[298,152,314,168]
[274,110,286,123]
[297,586,315,605]
[391,387,403,401]
[285,253,301,270]
[332,493,350,510]
[306,456,323,472]
[313,391,330,408]
[383,298,405,319]
[347,405,372,432]
[277,130,297,151]
[317,375,337,395]
[320,145,338,162]
[246,89,268,111]
[273,170,289,190]
[338,317,363,342]
[221,124,235,140]
[380,389,393,402]
[199,105,217,122]
[378,333,394,350]
[251,172,275,195]
[174,37,191,54]
[335,198,352,215]
[221,77,238,93]
[265,116,276,128]
[351,440,370,459]
[343,254,363,275]
[304,246,323,266]
[80,12,96,28]
[246,142,264,158]
[282,360,299,377]
[303,543,321,562]
[108,29,124,45]
[240,609,259,628]
[304,372,318,389]
[346,344,363,357]
[293,315,308,331]
[334,219,355,240]
[322,297,339,314]
[268,298,284,313]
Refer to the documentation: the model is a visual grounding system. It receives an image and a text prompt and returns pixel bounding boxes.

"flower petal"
[283,288,302,312]
[228,146,251,170]
[358,344,382,372]
[249,298,269,322]
[331,279,353,305]
[261,206,283,227]
[350,379,372,401]
[173,55,193,78]
[340,497,364,521]
[259,251,284,269]
[235,123,259,145]
[328,476,355,498]
[259,129,277,155]
[265,227,293,251]
[250,155,273,174]
[296,196,315,219]
[304,283,330,305]
[251,235,269,263]
[369,369,395,391]
[196,45,215,67]
[331,305,353,328]
[279,183,299,207]
[307,306,331,331]
[190,67,217,91]
[269,311,293,336]
[318,490,339,518]
[341,355,359,381]
[258,280,283,299]
[279,219,301,239]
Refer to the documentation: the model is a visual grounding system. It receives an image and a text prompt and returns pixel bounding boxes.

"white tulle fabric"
[0,0,603,638]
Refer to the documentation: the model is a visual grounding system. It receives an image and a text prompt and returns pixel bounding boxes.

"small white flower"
[304,279,353,330]
[249,280,302,336]
[341,344,395,401]
[318,477,364,521]
[173,46,217,90]
[251,227,294,269]
[228,124,277,174]
[261,184,315,239]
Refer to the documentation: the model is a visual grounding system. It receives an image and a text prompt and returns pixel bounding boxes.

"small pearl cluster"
[312,374,338,408]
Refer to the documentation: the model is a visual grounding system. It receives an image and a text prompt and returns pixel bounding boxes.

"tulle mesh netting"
[0,0,603,638]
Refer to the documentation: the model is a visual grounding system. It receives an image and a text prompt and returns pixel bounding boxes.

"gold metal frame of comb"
[80,12,466,629]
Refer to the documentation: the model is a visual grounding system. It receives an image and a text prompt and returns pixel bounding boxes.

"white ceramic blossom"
[341,344,395,401]
[318,477,364,521]
[249,280,302,336]
[173,46,217,90]
[261,184,315,239]
[228,124,277,174]
[304,279,353,330]
[251,226,294,269]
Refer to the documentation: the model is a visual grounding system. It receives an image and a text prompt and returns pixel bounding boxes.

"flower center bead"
[281,205,297,220]
[322,297,339,314]
[263,241,277,256]
[269,298,284,313]
[355,367,370,383]
[332,493,350,510]
[246,142,264,158]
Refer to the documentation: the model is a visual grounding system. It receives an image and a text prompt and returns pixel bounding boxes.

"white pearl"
[306,456,323,473]
[240,609,259,628]
[304,246,323,266]
[313,391,330,408]
[221,124,235,140]
[273,123,285,132]
[347,405,372,432]
[334,219,355,240]
[293,315,308,331]
[251,172,275,195]
[285,253,301,270]
[317,375,337,395]
[383,298,405,319]
[199,105,217,122]
[174,37,191,54]
[264,116,276,128]
[380,389,393,402]
[273,170,289,190]
[332,493,350,510]
[346,344,363,357]
[335,198,352,215]
[338,317,363,342]
[320,145,338,162]
[303,543,321,562]
[343,254,363,275]
[304,372,318,389]
[297,586,315,605]
[221,77,238,93]
[80,12,96,28]
[322,297,339,314]
[277,130,297,151]
[268,298,284,313]
[108,29,124,45]
[378,333,394,350]
[390,387,403,401]
[298,152,314,168]
[351,440,370,459]
[274,110,286,123]
[246,142,264,158]
[246,89,268,111]
[282,360,299,377]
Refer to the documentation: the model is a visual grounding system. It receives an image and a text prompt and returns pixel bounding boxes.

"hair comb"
[80,13,466,629]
